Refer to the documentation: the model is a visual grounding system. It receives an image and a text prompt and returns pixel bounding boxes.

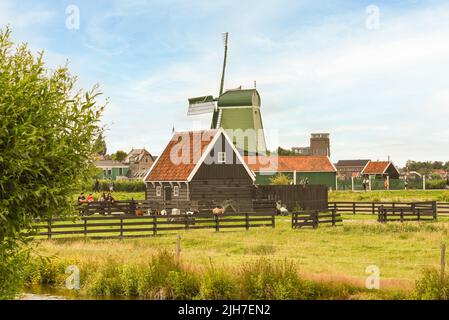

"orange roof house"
[361,161,400,179]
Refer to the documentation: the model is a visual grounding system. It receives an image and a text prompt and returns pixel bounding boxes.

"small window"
[218,152,226,163]
[173,186,179,197]
[156,186,162,197]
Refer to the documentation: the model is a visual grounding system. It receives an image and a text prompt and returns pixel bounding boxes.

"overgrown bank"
[24,250,408,300]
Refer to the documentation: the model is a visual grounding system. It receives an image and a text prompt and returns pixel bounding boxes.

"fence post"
[272,211,275,229]
[176,234,181,260]
[433,201,438,220]
[47,218,52,240]
[332,209,336,226]
[372,202,375,215]
[120,217,124,239]
[215,214,220,232]
[400,208,404,223]
[245,212,249,230]
[292,212,295,229]
[153,214,157,236]
[84,218,87,237]
[377,206,383,223]
[417,208,421,221]
[313,211,319,229]
[353,202,356,215]
[184,214,189,231]
[334,202,337,213]
[442,243,446,278]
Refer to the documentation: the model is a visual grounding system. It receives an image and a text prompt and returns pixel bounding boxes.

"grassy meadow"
[25,189,449,300]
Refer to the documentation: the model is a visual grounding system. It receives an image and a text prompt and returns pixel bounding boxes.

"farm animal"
[276,200,289,216]
[212,207,224,215]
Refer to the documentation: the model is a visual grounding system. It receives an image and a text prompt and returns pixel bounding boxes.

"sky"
[1,0,449,167]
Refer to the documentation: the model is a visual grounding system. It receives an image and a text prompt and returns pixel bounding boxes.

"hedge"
[82,180,146,192]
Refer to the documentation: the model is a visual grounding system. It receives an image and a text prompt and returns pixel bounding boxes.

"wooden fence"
[328,201,438,217]
[378,205,436,223]
[254,185,328,211]
[292,210,342,229]
[79,199,277,216]
[30,212,276,240]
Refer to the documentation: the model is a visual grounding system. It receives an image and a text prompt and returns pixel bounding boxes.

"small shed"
[361,161,400,179]
[143,129,256,212]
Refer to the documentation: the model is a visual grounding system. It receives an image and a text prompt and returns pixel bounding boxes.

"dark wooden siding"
[145,182,189,201]
[189,133,254,212]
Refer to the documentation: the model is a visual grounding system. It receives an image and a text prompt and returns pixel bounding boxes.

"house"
[94,160,129,180]
[124,148,155,179]
[362,161,400,179]
[244,155,337,190]
[143,129,256,212]
[335,159,371,178]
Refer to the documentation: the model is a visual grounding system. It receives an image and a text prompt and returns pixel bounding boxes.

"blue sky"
[1,0,449,166]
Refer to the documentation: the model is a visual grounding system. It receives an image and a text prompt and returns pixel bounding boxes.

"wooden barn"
[143,129,256,212]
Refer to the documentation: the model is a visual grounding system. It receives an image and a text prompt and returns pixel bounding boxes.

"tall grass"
[24,250,400,300]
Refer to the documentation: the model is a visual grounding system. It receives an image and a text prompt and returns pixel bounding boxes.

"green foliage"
[112,150,127,162]
[0,27,104,298]
[269,173,292,185]
[200,268,238,299]
[426,179,447,190]
[276,146,296,156]
[94,134,107,157]
[406,160,449,175]
[0,243,29,299]
[415,268,449,300]
[82,180,145,192]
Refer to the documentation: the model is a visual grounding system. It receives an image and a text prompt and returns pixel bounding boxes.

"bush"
[82,180,145,192]
[426,179,447,190]
[200,269,238,299]
[415,268,449,299]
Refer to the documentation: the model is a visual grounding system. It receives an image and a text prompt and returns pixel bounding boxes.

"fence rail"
[292,210,342,229]
[329,201,439,217]
[377,206,436,223]
[30,212,275,240]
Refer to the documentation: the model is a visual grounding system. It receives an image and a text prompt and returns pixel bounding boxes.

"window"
[218,152,226,163]
[173,186,179,197]
[156,186,162,197]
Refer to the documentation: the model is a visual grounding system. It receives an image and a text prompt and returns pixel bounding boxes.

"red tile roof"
[145,130,218,181]
[244,156,336,173]
[362,161,390,175]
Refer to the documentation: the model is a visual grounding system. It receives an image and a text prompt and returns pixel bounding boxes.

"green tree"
[112,150,128,162]
[269,173,293,185]
[0,27,105,298]
[277,146,296,156]
[94,133,107,157]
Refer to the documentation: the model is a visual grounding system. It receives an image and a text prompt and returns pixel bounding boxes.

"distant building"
[335,159,371,178]
[124,148,155,179]
[94,160,129,180]
[245,155,337,189]
[362,161,400,179]
[292,133,330,157]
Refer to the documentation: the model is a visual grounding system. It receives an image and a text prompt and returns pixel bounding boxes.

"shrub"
[200,269,238,299]
[426,180,447,190]
[269,173,293,186]
[415,268,449,299]
[82,180,145,192]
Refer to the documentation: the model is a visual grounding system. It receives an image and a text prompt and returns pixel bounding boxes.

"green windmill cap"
[217,88,260,107]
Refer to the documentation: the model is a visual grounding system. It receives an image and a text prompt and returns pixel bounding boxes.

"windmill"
[187,33,267,155]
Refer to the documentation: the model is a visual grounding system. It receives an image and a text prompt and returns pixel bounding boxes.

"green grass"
[32,217,449,294]
[330,190,449,203]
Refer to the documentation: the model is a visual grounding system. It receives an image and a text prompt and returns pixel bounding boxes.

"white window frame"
[156,186,162,197]
[218,152,226,164]
[173,186,179,197]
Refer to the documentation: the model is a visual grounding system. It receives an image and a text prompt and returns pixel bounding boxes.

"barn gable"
[144,128,255,183]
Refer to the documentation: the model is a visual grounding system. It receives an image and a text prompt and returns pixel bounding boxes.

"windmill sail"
[187,95,216,116]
